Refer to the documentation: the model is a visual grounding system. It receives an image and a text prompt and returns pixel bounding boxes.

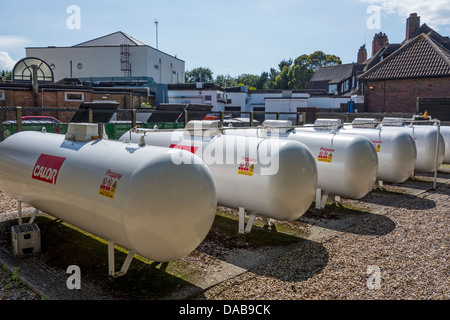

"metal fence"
[0,107,306,141]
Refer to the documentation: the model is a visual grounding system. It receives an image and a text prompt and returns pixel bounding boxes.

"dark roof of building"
[408,23,450,50]
[168,82,224,91]
[358,33,450,81]
[308,63,354,83]
[363,43,402,71]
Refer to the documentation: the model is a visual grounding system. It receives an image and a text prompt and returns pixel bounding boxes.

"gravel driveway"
[0,172,449,300]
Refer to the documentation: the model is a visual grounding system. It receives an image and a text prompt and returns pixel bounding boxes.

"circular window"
[50,64,56,70]
[77,63,83,70]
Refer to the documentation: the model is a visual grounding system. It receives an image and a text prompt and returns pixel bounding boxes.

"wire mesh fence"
[0,106,306,141]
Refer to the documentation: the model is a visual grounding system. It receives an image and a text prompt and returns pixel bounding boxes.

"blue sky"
[1,0,450,77]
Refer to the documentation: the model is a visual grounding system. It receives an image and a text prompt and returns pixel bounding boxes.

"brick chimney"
[357,44,367,64]
[372,32,388,56]
[406,13,420,40]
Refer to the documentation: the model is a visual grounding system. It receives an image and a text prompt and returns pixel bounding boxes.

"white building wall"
[168,89,224,111]
[265,98,309,121]
[26,46,184,84]
[308,96,350,109]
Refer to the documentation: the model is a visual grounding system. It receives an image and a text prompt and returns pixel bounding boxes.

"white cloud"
[0,51,17,71]
[360,0,450,29]
[0,35,30,50]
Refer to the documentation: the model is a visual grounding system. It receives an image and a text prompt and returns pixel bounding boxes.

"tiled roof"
[309,63,354,83]
[359,33,450,81]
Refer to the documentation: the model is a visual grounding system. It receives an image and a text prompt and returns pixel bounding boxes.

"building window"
[77,63,83,70]
[328,84,338,95]
[341,80,349,92]
[65,92,84,102]
[0,90,4,100]
[154,65,159,70]
[205,95,212,101]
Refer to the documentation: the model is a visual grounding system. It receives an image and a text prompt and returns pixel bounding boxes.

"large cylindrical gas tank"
[0,130,217,262]
[225,127,378,200]
[337,126,417,183]
[380,124,445,172]
[119,125,318,222]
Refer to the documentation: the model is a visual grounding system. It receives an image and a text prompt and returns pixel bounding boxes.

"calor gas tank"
[225,125,378,199]
[119,122,318,222]
[0,130,217,262]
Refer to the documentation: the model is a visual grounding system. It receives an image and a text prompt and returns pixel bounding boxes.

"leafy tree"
[215,74,236,87]
[0,70,12,80]
[185,67,213,83]
[237,74,260,89]
[270,51,341,89]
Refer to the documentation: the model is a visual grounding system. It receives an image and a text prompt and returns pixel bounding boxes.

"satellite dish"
[12,57,54,83]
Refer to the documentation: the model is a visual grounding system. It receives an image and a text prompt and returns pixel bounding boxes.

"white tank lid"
[65,123,99,141]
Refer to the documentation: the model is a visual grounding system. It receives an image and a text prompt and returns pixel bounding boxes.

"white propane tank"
[225,123,379,200]
[436,126,450,164]
[380,118,445,172]
[338,126,417,183]
[0,129,217,263]
[119,121,318,222]
[309,118,417,183]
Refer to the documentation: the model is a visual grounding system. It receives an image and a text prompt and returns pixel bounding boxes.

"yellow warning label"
[98,170,121,199]
[317,147,334,163]
[371,140,382,153]
[238,164,255,176]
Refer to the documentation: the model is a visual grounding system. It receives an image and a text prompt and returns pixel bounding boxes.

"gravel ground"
[0,177,449,300]
[197,182,450,300]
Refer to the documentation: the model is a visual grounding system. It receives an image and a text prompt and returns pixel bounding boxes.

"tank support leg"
[108,241,135,278]
[17,201,23,225]
[29,209,39,224]
[375,180,384,189]
[238,207,257,234]
[315,189,328,209]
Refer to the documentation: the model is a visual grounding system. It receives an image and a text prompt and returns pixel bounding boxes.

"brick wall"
[0,86,154,122]
[364,77,450,113]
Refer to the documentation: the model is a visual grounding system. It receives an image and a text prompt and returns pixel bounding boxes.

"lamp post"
[154,19,159,49]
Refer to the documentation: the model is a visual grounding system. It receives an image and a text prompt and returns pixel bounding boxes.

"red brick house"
[358,14,450,113]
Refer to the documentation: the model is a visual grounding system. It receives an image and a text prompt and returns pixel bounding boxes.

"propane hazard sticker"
[99,170,122,199]
[238,157,256,176]
[317,147,334,163]
[32,154,66,184]
[371,140,382,152]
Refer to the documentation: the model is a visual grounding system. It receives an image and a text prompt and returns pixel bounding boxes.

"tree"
[269,51,341,89]
[0,70,12,80]
[185,67,213,83]
[215,74,237,87]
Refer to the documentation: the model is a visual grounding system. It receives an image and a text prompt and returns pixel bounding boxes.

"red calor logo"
[32,154,66,184]
[169,144,198,154]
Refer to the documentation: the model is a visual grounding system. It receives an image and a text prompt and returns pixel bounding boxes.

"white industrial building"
[26,31,185,84]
